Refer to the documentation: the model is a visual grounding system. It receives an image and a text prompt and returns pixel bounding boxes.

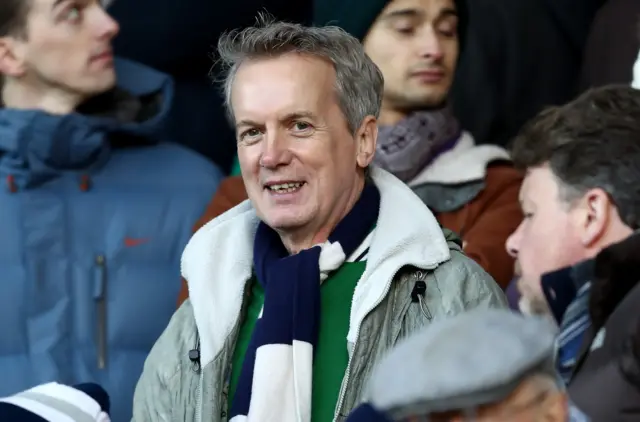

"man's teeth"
[269,182,304,193]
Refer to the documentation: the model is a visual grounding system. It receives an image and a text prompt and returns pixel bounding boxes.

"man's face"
[2,0,120,99]
[363,0,459,113]
[232,53,375,239]
[505,166,587,317]
[425,376,568,422]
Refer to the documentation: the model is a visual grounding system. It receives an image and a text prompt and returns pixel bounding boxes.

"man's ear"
[355,115,377,169]
[0,36,27,78]
[540,391,568,422]
[572,188,611,248]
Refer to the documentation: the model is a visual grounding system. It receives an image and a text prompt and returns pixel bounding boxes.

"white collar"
[409,132,511,186]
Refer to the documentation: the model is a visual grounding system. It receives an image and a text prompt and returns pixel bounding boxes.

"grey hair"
[215,13,384,134]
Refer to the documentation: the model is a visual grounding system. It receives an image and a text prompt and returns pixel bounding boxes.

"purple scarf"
[375,106,461,182]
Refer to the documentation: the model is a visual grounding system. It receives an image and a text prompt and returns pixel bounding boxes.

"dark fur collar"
[590,232,640,330]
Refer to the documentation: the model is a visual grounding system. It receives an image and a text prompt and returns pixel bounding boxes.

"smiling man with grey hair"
[132,16,506,422]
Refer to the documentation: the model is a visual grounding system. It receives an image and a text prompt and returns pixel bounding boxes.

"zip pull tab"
[411,271,432,320]
[95,255,107,369]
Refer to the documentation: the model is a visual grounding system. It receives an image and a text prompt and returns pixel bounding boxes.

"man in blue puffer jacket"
[0,0,223,420]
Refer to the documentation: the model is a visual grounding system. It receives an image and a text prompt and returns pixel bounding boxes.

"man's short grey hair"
[216,14,384,135]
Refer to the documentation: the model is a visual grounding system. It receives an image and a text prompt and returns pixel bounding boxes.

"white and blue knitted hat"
[0,383,110,422]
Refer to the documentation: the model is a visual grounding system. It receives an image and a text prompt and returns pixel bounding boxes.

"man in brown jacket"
[177,0,521,306]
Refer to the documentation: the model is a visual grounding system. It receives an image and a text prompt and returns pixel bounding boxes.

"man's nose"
[97,8,120,39]
[505,230,519,259]
[259,132,292,169]
[418,28,444,61]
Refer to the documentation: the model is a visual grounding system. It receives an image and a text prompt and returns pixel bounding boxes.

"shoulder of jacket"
[430,247,506,307]
[484,163,524,187]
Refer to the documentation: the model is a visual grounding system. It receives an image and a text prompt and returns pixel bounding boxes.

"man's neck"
[586,223,634,260]
[2,80,82,115]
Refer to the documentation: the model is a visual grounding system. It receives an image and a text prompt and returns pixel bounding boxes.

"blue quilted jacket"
[0,58,223,421]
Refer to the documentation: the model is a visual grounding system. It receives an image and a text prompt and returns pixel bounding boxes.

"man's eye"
[239,128,262,143]
[395,26,414,35]
[64,6,82,21]
[438,20,458,37]
[293,122,311,131]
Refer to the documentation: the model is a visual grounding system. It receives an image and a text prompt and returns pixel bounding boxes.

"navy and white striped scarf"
[229,183,380,422]
[556,282,592,384]
[542,261,593,385]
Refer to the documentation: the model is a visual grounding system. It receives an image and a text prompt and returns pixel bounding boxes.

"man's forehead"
[231,55,335,121]
[519,166,557,203]
[30,0,54,11]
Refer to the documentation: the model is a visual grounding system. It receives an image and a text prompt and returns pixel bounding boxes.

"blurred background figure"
[346,309,587,422]
[0,0,222,420]
[312,0,604,151]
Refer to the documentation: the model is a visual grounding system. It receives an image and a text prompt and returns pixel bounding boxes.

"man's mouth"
[265,181,306,193]
[90,48,114,63]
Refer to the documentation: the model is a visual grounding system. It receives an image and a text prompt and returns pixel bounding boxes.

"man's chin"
[263,213,309,233]
[402,83,450,107]
[518,297,558,327]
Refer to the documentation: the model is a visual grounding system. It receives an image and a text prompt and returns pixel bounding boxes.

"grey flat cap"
[368,309,559,420]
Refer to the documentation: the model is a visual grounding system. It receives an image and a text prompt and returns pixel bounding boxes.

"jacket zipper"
[196,373,203,422]
[95,255,107,369]
[333,266,435,420]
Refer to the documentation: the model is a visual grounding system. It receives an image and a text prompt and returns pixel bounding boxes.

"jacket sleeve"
[131,359,171,422]
[177,176,249,307]
[460,165,523,289]
[132,302,197,422]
